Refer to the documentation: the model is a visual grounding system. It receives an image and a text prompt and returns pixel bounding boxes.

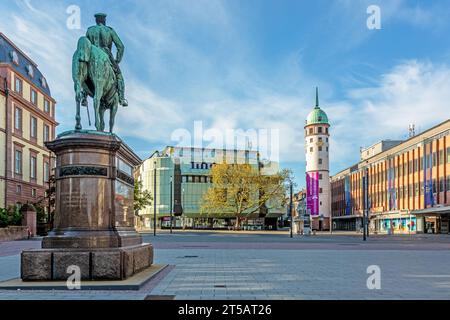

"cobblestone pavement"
[0,233,450,300]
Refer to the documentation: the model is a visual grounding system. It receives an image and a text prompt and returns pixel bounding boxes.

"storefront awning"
[412,206,450,216]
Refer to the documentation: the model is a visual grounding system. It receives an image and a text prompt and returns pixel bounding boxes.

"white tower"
[304,87,331,231]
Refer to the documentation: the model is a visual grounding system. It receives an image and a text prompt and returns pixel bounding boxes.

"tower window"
[310,138,313,143]
[318,158,322,165]
[318,146,322,151]
[319,188,323,193]
[318,127,323,133]
[309,128,313,134]
[310,147,313,152]
[319,174,323,180]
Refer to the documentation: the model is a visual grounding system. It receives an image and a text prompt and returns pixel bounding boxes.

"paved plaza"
[0,232,450,300]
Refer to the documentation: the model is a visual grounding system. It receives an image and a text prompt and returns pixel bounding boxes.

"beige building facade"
[0,33,57,208]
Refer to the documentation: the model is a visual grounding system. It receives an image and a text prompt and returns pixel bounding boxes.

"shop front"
[374,211,419,234]
[412,206,450,234]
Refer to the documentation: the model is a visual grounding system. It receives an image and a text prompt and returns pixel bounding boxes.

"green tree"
[134,180,153,215]
[201,163,291,230]
[0,205,23,228]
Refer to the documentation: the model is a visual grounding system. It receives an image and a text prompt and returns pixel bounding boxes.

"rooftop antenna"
[315,86,319,108]
[408,123,415,138]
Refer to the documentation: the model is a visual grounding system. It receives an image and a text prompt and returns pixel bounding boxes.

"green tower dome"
[305,87,329,126]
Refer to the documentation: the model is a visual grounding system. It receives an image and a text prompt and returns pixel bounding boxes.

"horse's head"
[76,36,92,63]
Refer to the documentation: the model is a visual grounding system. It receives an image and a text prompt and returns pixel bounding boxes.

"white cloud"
[328,60,450,173]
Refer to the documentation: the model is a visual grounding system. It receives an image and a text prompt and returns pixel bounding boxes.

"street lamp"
[289,181,293,238]
[363,167,369,241]
[170,175,173,234]
[181,187,185,230]
[153,161,156,236]
[153,162,170,237]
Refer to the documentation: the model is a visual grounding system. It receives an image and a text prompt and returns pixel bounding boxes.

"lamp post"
[153,164,171,236]
[170,175,173,234]
[153,161,156,237]
[181,187,185,230]
[363,167,369,241]
[289,181,293,238]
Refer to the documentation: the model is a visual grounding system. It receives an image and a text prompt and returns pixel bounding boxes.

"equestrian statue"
[72,13,128,133]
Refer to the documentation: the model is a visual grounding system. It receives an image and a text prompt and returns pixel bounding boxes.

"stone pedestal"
[21,130,153,281]
[20,204,36,237]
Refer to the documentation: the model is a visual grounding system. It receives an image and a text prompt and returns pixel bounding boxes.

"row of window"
[308,137,329,143]
[14,106,51,141]
[15,184,38,198]
[14,149,50,182]
[307,146,329,153]
[14,76,51,113]
[306,126,329,135]
[333,176,450,211]
[182,175,212,183]
[306,158,324,166]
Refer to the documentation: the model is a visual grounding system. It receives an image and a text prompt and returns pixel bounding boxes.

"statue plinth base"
[21,130,153,281]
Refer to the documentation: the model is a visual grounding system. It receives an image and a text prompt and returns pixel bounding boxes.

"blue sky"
[1,0,450,188]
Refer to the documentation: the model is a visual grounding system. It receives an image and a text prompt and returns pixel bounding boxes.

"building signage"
[306,172,319,216]
[423,146,434,207]
[344,176,351,215]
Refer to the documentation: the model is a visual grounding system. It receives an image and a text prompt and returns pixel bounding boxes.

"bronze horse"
[72,36,119,132]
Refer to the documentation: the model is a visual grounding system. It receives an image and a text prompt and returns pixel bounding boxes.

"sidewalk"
[138,228,363,236]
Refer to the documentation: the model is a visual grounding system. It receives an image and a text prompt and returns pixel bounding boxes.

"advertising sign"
[344,176,351,215]
[306,172,319,216]
[423,146,434,207]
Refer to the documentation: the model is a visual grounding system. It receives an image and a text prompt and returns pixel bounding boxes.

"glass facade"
[136,146,282,230]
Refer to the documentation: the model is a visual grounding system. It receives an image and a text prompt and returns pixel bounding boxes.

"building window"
[14,107,22,131]
[310,138,313,143]
[14,150,22,175]
[318,127,323,133]
[10,51,19,65]
[326,147,329,152]
[309,128,313,134]
[439,178,444,193]
[310,147,313,152]
[44,124,50,142]
[319,174,323,180]
[30,155,37,180]
[432,152,437,167]
[31,188,37,198]
[325,127,329,134]
[30,116,37,139]
[44,99,50,113]
[447,147,450,164]
[318,158,322,165]
[318,137,322,142]
[16,184,22,195]
[14,77,22,93]
[44,161,50,182]
[318,146,322,151]
[319,188,323,193]
[31,89,37,105]
[439,150,444,165]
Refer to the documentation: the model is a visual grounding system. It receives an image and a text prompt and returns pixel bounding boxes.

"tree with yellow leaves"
[201,163,291,230]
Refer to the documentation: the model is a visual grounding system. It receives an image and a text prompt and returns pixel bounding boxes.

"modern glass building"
[135,146,284,230]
